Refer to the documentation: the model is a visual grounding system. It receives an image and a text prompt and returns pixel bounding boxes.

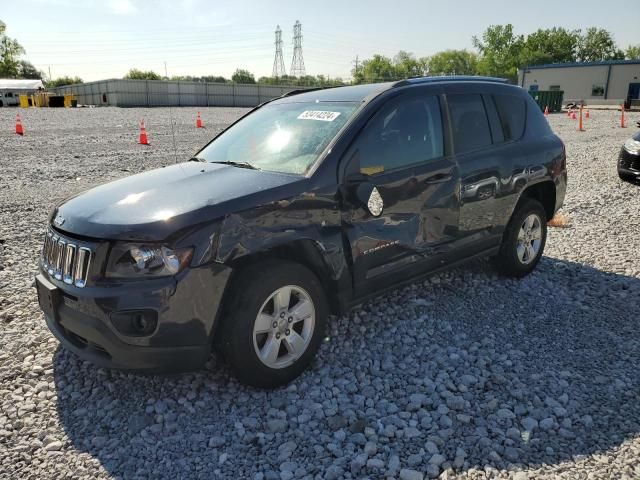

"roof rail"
[280,86,329,98]
[393,75,508,88]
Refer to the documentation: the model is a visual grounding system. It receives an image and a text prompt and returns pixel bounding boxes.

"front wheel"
[218,260,328,388]
[493,198,547,277]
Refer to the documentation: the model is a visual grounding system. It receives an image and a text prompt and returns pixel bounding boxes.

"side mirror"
[351,179,383,217]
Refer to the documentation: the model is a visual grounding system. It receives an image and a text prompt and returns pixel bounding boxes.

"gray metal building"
[52,79,304,108]
[518,60,640,106]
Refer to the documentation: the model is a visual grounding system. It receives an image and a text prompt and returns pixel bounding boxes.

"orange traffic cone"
[621,104,626,128]
[138,119,149,145]
[196,111,203,128]
[585,108,590,119]
[544,106,549,117]
[15,114,24,135]
[571,110,576,120]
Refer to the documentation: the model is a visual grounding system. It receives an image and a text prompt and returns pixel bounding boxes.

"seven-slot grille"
[41,230,92,287]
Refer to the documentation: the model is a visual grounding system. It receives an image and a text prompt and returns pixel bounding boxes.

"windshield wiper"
[188,156,206,162]
[210,160,259,170]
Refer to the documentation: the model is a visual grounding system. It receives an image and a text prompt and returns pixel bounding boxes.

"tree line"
[119,68,347,88]
[2,18,639,88]
[353,26,640,84]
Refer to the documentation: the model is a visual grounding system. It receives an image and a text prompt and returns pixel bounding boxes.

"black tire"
[493,198,547,277]
[217,260,328,388]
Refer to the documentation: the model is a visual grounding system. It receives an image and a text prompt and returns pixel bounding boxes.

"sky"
[2,0,639,82]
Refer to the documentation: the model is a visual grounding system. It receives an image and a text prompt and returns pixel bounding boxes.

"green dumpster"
[529,90,564,113]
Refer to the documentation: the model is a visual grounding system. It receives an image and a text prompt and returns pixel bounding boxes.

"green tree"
[353,54,397,84]
[577,27,624,62]
[200,75,228,83]
[520,27,580,66]
[393,51,423,78]
[625,44,640,60]
[124,68,161,80]
[45,76,83,88]
[231,68,256,84]
[427,50,478,75]
[18,60,43,79]
[473,24,524,82]
[0,20,25,78]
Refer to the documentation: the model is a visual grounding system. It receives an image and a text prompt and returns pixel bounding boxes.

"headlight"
[623,138,640,155]
[106,243,193,278]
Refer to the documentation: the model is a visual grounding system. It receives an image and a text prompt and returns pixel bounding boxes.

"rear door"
[339,87,460,296]
[444,88,516,252]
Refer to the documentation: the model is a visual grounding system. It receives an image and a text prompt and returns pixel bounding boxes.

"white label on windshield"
[297,110,341,122]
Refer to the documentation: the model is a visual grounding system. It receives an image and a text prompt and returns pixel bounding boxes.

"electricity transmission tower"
[272,25,286,78]
[290,20,306,77]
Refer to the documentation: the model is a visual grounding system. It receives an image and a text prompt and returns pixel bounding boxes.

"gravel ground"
[1,106,639,480]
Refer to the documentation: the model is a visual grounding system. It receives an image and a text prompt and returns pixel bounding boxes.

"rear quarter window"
[493,94,526,141]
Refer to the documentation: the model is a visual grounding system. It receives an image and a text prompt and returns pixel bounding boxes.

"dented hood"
[51,162,307,242]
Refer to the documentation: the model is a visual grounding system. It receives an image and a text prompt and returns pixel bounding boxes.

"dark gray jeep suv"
[36,77,567,387]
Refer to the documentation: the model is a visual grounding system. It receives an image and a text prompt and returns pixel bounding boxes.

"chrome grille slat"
[41,229,93,288]
[74,248,91,288]
[54,240,65,280]
[63,244,76,284]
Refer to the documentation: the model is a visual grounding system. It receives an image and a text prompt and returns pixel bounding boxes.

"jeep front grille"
[41,230,92,288]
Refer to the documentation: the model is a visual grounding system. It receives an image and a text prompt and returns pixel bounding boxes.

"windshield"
[197,101,359,175]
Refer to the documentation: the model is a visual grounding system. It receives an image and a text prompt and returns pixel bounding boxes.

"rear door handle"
[424,173,452,184]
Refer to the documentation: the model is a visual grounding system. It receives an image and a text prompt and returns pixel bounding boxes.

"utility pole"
[290,20,306,77]
[352,55,360,82]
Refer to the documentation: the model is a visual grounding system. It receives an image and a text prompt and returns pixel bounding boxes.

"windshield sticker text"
[297,111,341,122]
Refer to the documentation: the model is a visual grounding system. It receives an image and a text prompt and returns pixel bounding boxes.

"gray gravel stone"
[2,108,640,480]
[400,468,424,480]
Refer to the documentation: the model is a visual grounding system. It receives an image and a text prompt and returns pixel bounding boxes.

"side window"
[447,94,492,155]
[493,94,526,141]
[358,95,443,174]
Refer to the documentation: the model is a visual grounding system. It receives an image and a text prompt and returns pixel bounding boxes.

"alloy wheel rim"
[516,213,542,265]
[253,285,315,369]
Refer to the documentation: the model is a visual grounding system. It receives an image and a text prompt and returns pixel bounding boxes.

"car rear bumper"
[36,261,232,372]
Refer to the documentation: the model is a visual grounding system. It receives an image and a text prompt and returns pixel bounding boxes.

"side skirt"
[341,245,500,313]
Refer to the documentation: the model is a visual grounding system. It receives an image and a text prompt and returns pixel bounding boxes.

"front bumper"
[618,148,640,178]
[36,261,232,372]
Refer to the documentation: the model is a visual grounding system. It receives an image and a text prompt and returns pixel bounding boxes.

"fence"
[52,79,304,108]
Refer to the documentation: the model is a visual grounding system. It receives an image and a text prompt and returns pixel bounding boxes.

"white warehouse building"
[518,60,640,107]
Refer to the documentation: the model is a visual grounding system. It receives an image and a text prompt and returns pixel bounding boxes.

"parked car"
[618,131,640,183]
[36,77,567,387]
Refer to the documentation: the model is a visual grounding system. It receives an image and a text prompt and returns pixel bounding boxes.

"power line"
[290,20,306,77]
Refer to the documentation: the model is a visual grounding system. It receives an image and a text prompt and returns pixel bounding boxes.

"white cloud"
[108,0,137,15]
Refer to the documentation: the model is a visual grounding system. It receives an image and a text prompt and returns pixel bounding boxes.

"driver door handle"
[424,173,452,184]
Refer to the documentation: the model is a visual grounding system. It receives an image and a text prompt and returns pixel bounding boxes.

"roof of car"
[274,76,509,103]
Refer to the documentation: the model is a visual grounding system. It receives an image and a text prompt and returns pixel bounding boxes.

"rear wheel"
[218,260,327,388]
[493,198,547,277]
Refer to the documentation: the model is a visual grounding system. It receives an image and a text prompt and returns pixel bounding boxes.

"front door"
[340,89,460,296]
